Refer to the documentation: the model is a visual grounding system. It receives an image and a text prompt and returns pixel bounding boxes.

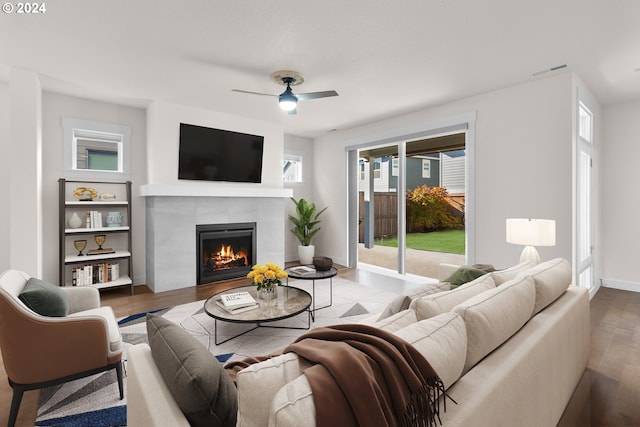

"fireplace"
[196,222,256,284]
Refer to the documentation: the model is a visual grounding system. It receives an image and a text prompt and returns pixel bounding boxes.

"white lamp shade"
[506,218,556,247]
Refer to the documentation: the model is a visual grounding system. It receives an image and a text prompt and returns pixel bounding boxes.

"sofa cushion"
[236,352,304,427]
[393,312,467,389]
[372,309,418,333]
[413,274,496,320]
[490,259,536,285]
[444,266,488,288]
[18,277,69,317]
[146,314,237,427]
[269,373,316,427]
[453,276,536,373]
[517,258,572,315]
[376,282,449,321]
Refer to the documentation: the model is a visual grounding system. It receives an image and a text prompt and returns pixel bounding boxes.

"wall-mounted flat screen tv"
[178,123,264,183]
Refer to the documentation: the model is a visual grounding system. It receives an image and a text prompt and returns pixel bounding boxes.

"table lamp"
[506,218,556,264]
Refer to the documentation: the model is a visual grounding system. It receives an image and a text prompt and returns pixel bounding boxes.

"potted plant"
[288,197,328,265]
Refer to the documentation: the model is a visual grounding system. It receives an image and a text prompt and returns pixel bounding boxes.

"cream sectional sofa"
[127,258,590,427]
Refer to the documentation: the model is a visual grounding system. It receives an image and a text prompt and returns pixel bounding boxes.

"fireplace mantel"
[140,184,293,198]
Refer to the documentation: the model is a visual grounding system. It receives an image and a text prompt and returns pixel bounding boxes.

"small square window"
[63,118,130,179]
[283,154,303,183]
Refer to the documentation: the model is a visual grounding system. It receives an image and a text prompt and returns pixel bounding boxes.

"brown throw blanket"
[225,324,445,427]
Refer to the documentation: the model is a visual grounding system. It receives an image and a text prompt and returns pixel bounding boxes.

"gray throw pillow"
[146,314,237,427]
[18,277,69,317]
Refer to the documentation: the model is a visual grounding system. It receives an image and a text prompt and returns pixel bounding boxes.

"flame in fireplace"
[206,244,248,271]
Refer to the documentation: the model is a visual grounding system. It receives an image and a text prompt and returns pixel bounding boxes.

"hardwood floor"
[557,286,640,426]
[1,271,638,426]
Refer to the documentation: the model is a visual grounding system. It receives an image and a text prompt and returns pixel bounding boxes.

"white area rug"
[120,277,396,360]
[36,278,397,426]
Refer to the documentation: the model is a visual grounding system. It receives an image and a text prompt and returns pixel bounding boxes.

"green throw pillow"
[445,266,488,288]
[146,314,238,427]
[18,277,69,317]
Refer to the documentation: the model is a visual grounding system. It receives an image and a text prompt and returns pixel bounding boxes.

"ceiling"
[1,0,639,138]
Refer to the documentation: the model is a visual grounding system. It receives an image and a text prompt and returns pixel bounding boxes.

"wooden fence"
[358,192,465,242]
[359,192,398,241]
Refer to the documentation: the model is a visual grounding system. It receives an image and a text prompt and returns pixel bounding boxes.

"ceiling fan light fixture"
[279,87,298,111]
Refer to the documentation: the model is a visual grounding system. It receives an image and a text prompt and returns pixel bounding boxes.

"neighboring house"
[359,150,464,194]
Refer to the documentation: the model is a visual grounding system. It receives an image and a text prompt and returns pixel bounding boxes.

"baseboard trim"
[357,262,438,284]
[601,278,640,293]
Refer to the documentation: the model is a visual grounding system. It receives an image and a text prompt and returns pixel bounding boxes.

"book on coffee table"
[289,266,316,275]
[216,298,259,314]
[219,291,256,308]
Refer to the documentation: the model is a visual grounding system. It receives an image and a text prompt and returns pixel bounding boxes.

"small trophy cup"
[95,234,106,250]
[74,240,87,256]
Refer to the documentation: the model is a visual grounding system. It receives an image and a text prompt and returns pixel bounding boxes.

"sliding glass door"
[350,128,470,278]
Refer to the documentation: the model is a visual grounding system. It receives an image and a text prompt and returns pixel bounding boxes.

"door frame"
[345,112,477,273]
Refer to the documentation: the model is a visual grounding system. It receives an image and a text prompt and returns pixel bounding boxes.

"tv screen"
[178,123,264,183]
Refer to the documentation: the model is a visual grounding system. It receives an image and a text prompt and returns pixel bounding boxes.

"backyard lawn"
[375,229,465,255]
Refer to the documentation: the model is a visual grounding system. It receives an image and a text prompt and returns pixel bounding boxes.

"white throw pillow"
[412,274,496,320]
[490,259,536,285]
[375,282,449,321]
[393,312,467,389]
[236,353,303,427]
[269,374,316,427]
[373,309,418,332]
[453,276,536,373]
[517,257,572,315]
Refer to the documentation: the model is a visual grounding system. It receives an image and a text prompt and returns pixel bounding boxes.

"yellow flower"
[248,263,287,290]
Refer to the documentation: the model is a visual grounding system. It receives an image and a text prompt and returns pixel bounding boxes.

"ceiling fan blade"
[232,89,277,97]
[296,90,339,101]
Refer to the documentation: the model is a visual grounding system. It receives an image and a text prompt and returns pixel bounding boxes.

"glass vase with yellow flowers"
[247,263,288,300]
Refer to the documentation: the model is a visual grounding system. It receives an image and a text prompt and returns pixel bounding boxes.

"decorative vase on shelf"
[106,211,123,227]
[68,212,82,229]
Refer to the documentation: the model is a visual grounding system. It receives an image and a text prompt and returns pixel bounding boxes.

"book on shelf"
[219,291,256,308]
[84,210,107,228]
[289,265,316,275]
[215,299,259,314]
[87,248,116,255]
[71,262,120,286]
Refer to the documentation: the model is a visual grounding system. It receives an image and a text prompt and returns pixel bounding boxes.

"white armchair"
[0,269,123,427]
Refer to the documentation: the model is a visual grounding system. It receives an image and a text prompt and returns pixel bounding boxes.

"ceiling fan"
[232,70,338,115]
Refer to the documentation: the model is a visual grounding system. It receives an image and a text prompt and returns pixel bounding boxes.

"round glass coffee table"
[204,285,312,344]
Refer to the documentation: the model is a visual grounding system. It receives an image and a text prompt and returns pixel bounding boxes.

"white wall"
[0,83,9,273]
[41,92,147,284]
[313,73,574,270]
[283,134,315,261]
[146,101,284,188]
[601,101,640,291]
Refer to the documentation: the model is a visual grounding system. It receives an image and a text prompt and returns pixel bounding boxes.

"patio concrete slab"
[358,243,465,280]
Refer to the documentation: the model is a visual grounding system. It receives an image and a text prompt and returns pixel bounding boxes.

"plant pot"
[298,245,315,265]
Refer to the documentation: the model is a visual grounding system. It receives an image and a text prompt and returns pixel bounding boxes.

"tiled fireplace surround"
[142,185,292,293]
